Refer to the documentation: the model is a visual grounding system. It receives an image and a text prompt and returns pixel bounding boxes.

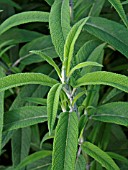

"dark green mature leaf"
[91,102,128,126]
[0,73,58,92]
[52,112,78,170]
[108,0,128,27]
[75,71,128,93]
[47,83,62,134]
[0,11,49,35]
[4,106,47,131]
[15,150,52,170]
[85,17,128,59]
[0,0,21,9]
[82,142,120,170]
[49,0,70,60]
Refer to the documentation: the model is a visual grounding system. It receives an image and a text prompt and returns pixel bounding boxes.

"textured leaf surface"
[85,17,128,59]
[75,71,128,93]
[47,83,62,134]
[0,11,49,35]
[0,73,57,92]
[64,17,89,75]
[75,155,86,170]
[82,142,120,170]
[52,112,78,170]
[4,106,47,131]
[49,0,70,60]
[91,102,128,126]
[108,0,128,27]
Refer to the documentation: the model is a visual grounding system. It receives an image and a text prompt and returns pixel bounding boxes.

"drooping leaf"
[0,73,58,92]
[30,50,61,78]
[52,112,78,170]
[75,71,128,93]
[82,142,120,170]
[91,102,128,126]
[0,11,49,35]
[84,17,128,59]
[4,106,47,131]
[47,83,62,134]
[64,17,89,75]
[108,0,128,27]
[49,0,70,60]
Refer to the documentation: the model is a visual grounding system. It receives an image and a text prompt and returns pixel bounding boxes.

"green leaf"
[0,0,21,9]
[0,11,49,35]
[47,83,62,134]
[4,106,47,131]
[15,150,52,170]
[91,102,128,126]
[0,73,57,92]
[64,17,89,75]
[68,61,102,77]
[52,112,78,170]
[84,17,128,59]
[30,50,61,78]
[75,71,128,93]
[82,142,120,170]
[75,155,86,170]
[49,0,70,60]
[108,0,128,27]
[24,97,47,105]
[0,67,4,155]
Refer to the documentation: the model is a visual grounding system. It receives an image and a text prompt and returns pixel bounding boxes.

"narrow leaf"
[24,97,47,105]
[0,11,49,35]
[91,102,128,126]
[47,83,62,134]
[75,71,128,93]
[52,112,78,170]
[82,142,120,170]
[0,73,57,92]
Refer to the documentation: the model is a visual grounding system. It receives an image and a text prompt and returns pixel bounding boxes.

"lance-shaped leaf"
[4,106,47,132]
[91,102,128,126]
[108,0,128,27]
[64,17,89,75]
[84,17,128,59]
[0,73,58,92]
[82,142,120,170]
[52,112,78,170]
[0,11,49,35]
[30,50,61,78]
[47,83,63,134]
[0,67,4,155]
[75,71,128,93]
[49,0,70,60]
[0,0,21,9]
[68,61,102,77]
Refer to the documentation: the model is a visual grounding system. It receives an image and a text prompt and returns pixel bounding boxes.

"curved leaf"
[52,112,78,170]
[91,102,128,126]
[82,142,120,170]
[0,11,49,35]
[47,83,62,134]
[75,71,128,93]
[4,106,47,132]
[0,73,57,92]
[49,0,70,60]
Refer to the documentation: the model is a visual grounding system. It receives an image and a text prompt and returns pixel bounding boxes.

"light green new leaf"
[0,73,57,92]
[52,112,78,170]
[15,150,52,170]
[47,83,62,134]
[49,0,70,60]
[30,50,61,78]
[64,17,89,75]
[91,102,128,126]
[0,67,4,155]
[108,0,128,27]
[0,11,49,35]
[4,106,47,132]
[84,17,128,59]
[75,71,128,93]
[68,61,102,77]
[82,142,120,170]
